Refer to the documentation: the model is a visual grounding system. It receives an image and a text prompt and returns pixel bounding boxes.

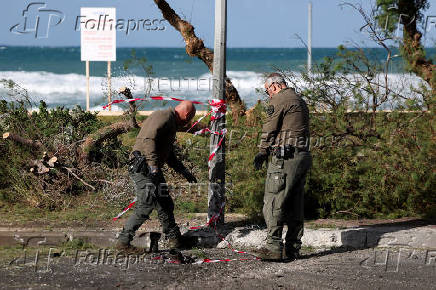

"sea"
[0,46,433,111]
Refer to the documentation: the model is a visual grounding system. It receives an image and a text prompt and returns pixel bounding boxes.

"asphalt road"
[1,247,435,289]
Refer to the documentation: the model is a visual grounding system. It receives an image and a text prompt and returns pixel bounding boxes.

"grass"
[300,245,316,254]
[175,200,208,214]
[305,221,347,230]
[0,238,98,268]
[0,198,121,228]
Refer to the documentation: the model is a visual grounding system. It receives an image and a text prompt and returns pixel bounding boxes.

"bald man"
[116,101,197,252]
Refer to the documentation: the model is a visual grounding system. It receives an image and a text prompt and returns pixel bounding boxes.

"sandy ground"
[2,247,435,289]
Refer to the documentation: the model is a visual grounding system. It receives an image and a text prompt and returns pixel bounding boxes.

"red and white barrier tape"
[188,202,260,263]
[208,130,227,169]
[186,111,211,133]
[114,198,261,263]
[149,96,205,105]
[112,197,137,221]
[186,99,226,133]
[189,201,226,230]
[102,96,225,131]
[103,98,146,109]
[193,127,226,136]
[209,99,226,121]
[194,257,261,264]
[149,254,260,264]
[103,96,205,109]
[111,96,229,250]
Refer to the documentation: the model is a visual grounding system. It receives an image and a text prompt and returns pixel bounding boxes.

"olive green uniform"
[118,108,182,244]
[259,88,312,255]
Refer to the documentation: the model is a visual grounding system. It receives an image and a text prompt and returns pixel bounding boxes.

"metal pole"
[107,61,112,111]
[308,2,312,74]
[208,0,227,225]
[86,60,90,111]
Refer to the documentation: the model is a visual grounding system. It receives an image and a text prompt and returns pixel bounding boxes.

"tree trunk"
[80,88,139,163]
[153,0,245,115]
[398,0,436,111]
[80,121,135,162]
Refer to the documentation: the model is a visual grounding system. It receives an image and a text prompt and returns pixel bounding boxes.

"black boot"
[283,247,300,262]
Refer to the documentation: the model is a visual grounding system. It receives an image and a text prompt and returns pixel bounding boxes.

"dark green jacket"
[132,108,177,168]
[259,88,310,154]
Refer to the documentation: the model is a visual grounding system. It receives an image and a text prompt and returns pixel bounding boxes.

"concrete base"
[217,225,436,250]
[1,225,435,250]
[131,232,161,252]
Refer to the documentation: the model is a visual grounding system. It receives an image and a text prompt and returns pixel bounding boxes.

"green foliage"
[0,98,130,208]
[176,201,207,213]
[178,104,434,220]
[123,49,153,76]
[375,0,429,34]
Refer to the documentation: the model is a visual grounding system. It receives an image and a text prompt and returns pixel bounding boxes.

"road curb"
[217,225,436,250]
[1,225,435,250]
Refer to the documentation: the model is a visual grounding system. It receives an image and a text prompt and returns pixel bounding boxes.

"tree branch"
[153,0,245,114]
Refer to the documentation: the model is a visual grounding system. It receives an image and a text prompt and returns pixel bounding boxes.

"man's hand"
[181,169,197,183]
[254,151,268,170]
[148,165,160,184]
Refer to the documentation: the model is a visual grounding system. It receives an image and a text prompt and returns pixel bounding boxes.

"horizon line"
[2,45,431,49]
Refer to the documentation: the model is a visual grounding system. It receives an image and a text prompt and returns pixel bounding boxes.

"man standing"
[116,100,198,252]
[254,73,312,261]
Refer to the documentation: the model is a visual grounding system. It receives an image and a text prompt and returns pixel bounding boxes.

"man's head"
[175,100,196,126]
[264,73,287,98]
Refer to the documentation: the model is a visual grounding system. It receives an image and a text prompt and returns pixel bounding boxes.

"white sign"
[80,7,116,61]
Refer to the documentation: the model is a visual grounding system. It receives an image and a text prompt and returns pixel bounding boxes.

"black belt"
[272,145,308,159]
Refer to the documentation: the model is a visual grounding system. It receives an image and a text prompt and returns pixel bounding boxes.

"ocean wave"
[0,70,266,108]
[0,70,426,110]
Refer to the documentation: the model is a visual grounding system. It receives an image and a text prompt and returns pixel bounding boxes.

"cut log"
[47,156,58,167]
[3,132,43,150]
[29,160,50,174]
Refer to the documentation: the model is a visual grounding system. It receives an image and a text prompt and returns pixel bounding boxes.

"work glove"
[148,165,160,184]
[181,169,197,183]
[254,151,268,170]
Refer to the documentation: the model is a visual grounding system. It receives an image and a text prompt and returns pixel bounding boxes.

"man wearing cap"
[116,100,198,252]
[254,73,312,261]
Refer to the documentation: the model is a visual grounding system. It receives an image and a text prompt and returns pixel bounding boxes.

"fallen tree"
[80,87,139,163]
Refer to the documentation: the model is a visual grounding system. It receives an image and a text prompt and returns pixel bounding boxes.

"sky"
[1,0,436,48]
